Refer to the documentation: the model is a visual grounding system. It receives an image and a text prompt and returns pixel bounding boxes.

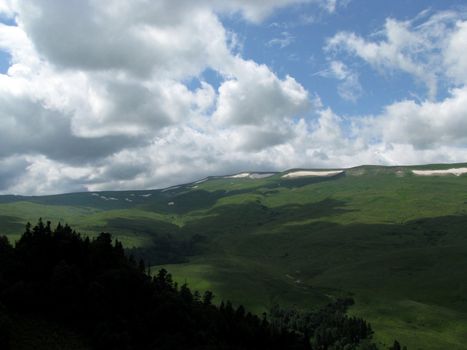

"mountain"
[2,163,467,349]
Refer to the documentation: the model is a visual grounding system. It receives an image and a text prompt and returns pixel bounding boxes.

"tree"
[0,303,11,350]
[203,290,214,305]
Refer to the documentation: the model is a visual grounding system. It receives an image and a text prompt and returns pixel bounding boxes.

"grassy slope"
[2,164,467,349]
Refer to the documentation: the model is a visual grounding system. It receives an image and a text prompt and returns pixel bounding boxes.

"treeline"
[270,299,377,349]
[269,297,407,350]
[0,220,306,349]
[0,220,405,349]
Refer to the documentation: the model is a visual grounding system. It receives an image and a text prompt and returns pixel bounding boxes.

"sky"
[0,0,467,195]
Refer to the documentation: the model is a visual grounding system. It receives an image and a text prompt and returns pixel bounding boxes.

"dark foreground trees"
[269,299,378,350]
[0,220,306,350]
[0,220,405,349]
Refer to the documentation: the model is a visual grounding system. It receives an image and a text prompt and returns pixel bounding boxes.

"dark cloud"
[0,157,29,191]
[17,0,225,78]
[99,161,149,182]
[0,94,145,164]
[238,127,294,151]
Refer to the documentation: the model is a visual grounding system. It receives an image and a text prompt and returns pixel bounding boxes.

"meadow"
[2,164,467,349]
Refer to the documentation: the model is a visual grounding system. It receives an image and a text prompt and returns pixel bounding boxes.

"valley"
[2,164,467,349]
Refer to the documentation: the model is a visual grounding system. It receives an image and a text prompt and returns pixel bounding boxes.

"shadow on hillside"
[141,189,235,214]
[180,198,354,236]
[263,172,345,190]
[0,215,25,234]
[0,173,346,213]
[103,217,180,236]
[163,213,467,315]
[152,173,346,214]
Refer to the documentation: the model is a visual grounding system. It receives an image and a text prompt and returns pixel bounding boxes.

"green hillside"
[2,164,467,349]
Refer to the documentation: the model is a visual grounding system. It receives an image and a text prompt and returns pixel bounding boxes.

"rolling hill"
[2,163,467,349]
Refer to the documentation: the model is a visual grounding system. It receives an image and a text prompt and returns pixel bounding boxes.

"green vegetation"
[0,221,381,349]
[2,164,467,349]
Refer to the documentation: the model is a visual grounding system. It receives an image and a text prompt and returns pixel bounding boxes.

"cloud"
[0,156,29,191]
[213,0,311,22]
[0,91,144,163]
[323,60,362,102]
[5,156,94,195]
[323,0,337,13]
[316,10,467,170]
[326,10,467,99]
[0,0,323,194]
[213,0,347,22]
[444,20,467,85]
[323,9,467,161]
[0,0,14,17]
[321,0,350,14]
[69,76,217,138]
[213,58,309,126]
[0,2,466,195]
[267,31,295,48]
[14,1,232,79]
[369,86,467,149]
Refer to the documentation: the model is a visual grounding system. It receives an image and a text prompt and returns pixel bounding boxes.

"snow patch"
[412,168,467,176]
[225,172,275,179]
[140,193,152,197]
[282,170,343,178]
[226,173,251,178]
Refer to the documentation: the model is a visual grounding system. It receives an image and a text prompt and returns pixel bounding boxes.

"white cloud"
[324,60,362,102]
[1,2,466,195]
[323,9,467,161]
[213,58,309,127]
[370,86,467,149]
[213,0,347,22]
[444,20,467,85]
[0,0,14,17]
[14,1,232,80]
[326,11,467,99]
[267,31,295,48]
[213,0,311,22]
[324,0,337,13]
[0,0,323,194]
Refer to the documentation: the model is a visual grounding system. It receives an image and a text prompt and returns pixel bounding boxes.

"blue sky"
[0,0,467,194]
[223,0,466,115]
[0,50,10,73]
[0,13,12,73]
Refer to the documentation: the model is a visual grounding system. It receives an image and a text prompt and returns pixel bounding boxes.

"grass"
[350,297,467,350]
[3,165,467,348]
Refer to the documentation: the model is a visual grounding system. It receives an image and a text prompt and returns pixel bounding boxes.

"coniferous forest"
[0,220,403,349]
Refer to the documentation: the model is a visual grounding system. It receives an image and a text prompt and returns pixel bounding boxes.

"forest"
[0,220,404,349]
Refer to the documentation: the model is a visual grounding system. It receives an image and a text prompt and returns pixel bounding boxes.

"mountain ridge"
[3,162,467,199]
